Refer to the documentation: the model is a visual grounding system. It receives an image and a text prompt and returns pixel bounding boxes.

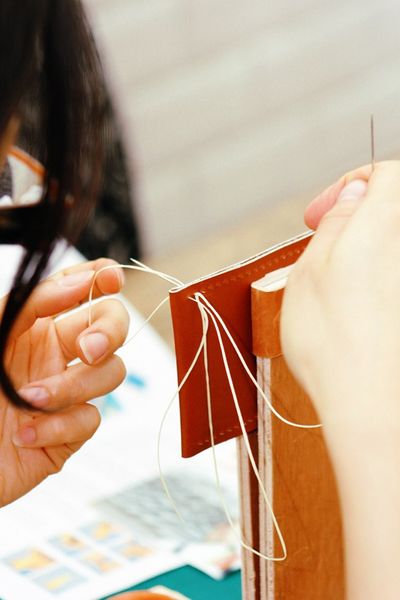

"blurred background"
[3,5,400,598]
[82,0,400,342]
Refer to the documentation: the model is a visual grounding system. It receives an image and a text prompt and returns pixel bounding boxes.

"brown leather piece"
[269,356,344,599]
[251,286,284,358]
[170,232,312,458]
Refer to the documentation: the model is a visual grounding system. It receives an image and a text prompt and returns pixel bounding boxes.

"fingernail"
[19,386,50,408]
[337,179,368,202]
[13,427,36,447]
[79,332,109,364]
[58,270,94,287]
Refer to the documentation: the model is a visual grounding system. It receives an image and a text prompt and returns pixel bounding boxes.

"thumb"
[304,164,372,230]
[335,178,368,203]
[309,178,368,256]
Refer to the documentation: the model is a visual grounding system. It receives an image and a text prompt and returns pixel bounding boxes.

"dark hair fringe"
[0,0,106,408]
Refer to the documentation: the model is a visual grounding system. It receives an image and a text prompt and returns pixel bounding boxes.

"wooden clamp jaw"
[241,264,345,600]
[170,231,345,597]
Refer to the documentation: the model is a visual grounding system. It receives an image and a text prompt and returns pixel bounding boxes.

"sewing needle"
[370,114,375,171]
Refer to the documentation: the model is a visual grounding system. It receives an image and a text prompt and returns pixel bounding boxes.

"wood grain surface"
[266,356,344,599]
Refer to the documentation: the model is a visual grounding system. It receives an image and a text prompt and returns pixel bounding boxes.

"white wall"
[85,0,400,254]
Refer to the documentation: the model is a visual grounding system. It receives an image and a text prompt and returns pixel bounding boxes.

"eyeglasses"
[0,147,48,246]
[1,146,44,205]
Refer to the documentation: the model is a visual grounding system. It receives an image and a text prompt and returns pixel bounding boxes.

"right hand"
[281,162,400,433]
[281,162,400,600]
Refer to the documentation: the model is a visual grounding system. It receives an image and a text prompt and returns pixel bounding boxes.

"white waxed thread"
[123,296,170,347]
[157,293,287,560]
[195,296,287,561]
[197,293,321,430]
[88,262,183,318]
[156,310,210,523]
[129,258,183,287]
[87,262,208,525]
[87,263,182,334]
[85,259,318,562]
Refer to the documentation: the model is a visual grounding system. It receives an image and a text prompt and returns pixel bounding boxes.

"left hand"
[0,258,129,506]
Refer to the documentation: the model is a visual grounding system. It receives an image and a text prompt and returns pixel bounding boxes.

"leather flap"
[169,231,312,458]
[251,264,294,358]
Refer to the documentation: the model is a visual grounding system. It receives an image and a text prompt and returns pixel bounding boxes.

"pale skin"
[282,161,400,599]
[0,122,165,600]
[0,124,130,506]
[0,261,129,506]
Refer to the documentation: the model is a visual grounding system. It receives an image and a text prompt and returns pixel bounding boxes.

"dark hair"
[0,0,105,407]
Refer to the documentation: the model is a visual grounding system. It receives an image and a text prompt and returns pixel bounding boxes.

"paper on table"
[0,245,239,600]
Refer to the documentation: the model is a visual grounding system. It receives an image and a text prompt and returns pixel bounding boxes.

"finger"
[305,164,372,229]
[17,355,126,410]
[306,161,400,260]
[51,258,124,297]
[2,259,124,341]
[12,403,101,448]
[55,299,130,364]
[302,178,368,262]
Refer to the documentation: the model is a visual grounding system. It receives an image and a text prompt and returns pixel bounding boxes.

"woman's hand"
[281,161,400,430]
[0,258,129,506]
[281,162,400,599]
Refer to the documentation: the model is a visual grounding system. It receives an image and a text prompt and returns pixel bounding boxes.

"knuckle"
[83,404,101,434]
[98,298,123,314]
[71,373,85,400]
[48,457,65,475]
[101,299,130,342]
[54,373,84,406]
[96,257,117,269]
[103,355,127,391]
[48,446,75,474]
[97,297,123,316]
[116,304,130,334]
[113,356,127,385]
[51,416,66,439]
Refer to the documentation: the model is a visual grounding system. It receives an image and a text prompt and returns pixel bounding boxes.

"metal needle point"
[370,114,375,171]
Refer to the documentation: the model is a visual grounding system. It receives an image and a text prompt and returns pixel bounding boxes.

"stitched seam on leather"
[196,417,256,446]
[197,248,303,294]
[187,244,305,449]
